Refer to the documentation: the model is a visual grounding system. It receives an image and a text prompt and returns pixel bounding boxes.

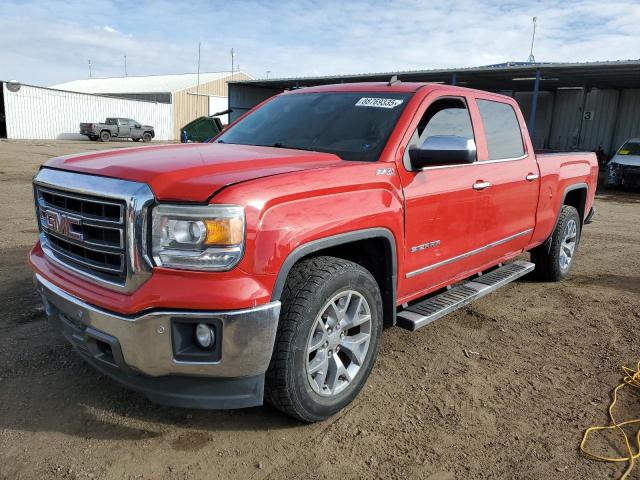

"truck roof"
[284,82,512,100]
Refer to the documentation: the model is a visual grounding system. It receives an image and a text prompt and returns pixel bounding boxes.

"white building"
[52,71,252,139]
[0,71,252,141]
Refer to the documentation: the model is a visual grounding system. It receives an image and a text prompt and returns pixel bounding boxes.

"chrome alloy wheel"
[559,218,578,270]
[306,290,372,397]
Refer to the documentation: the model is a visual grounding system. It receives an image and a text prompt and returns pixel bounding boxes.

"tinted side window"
[476,100,524,160]
[421,104,474,141]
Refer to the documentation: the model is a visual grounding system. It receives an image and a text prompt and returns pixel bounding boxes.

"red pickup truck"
[30,82,597,422]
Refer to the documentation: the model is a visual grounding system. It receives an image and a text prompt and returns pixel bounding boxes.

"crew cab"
[30,82,597,422]
[80,117,154,142]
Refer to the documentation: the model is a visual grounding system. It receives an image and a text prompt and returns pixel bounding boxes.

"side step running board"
[397,261,535,331]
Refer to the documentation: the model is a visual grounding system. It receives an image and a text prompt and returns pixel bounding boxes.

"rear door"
[465,94,539,266]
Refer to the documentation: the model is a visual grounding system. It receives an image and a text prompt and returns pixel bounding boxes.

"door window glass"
[403,97,475,167]
[476,100,524,160]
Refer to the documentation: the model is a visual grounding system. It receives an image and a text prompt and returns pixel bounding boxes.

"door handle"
[525,173,539,181]
[472,181,492,191]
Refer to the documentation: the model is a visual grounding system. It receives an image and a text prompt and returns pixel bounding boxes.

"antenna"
[124,55,127,76]
[528,17,537,63]
[388,75,400,86]
[230,48,235,81]
[88,59,92,78]
[197,42,201,116]
[266,70,271,79]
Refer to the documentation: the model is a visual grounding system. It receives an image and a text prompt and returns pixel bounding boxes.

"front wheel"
[265,256,383,422]
[142,132,152,143]
[531,205,581,281]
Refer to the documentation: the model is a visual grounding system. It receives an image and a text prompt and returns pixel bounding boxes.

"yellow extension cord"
[580,361,640,479]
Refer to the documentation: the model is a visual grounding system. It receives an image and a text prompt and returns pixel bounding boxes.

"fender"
[270,228,398,325]
[539,182,588,254]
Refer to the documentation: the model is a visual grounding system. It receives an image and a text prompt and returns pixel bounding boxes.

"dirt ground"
[1,139,639,480]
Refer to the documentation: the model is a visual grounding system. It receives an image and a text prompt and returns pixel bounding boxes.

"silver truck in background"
[80,118,155,142]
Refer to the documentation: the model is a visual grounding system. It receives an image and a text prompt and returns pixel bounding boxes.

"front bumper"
[608,163,640,186]
[34,273,281,409]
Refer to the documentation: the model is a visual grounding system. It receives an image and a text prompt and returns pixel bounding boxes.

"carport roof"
[51,71,251,94]
[230,60,640,92]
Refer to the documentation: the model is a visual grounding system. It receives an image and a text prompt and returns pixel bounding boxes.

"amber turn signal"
[204,217,244,246]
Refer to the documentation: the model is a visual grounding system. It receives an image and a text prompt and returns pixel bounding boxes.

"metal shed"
[52,71,253,140]
[228,60,640,155]
[1,82,173,140]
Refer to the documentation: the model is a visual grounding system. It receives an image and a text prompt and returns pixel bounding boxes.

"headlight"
[151,204,245,271]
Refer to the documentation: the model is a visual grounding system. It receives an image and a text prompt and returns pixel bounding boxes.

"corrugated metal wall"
[611,89,640,152]
[514,91,554,149]
[3,83,173,140]
[579,89,619,152]
[547,89,584,151]
[172,72,252,139]
[228,83,284,123]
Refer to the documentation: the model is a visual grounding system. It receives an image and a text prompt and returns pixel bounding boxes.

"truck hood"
[44,143,346,201]
[611,154,640,167]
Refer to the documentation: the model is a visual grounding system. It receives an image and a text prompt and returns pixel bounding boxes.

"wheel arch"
[271,228,398,326]
[561,183,588,224]
[538,183,588,255]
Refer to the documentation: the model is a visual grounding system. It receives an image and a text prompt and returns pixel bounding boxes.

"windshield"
[216,92,412,162]
[618,141,640,156]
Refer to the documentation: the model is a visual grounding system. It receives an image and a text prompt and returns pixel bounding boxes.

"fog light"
[194,323,215,349]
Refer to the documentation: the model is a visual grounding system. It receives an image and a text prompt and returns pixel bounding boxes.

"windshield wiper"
[269,142,318,152]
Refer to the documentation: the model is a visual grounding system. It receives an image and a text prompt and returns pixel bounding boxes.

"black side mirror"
[135,124,141,129]
[409,135,476,169]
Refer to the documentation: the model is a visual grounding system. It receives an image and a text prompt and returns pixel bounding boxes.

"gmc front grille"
[36,186,127,282]
[33,169,155,293]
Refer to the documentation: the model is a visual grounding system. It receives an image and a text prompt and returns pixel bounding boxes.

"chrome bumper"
[34,273,281,379]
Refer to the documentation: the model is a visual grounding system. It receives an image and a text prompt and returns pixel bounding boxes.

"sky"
[0,0,639,86]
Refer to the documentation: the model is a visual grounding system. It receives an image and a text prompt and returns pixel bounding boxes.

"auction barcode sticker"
[355,97,404,108]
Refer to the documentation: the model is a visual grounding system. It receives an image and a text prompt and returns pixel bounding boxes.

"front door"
[117,118,131,138]
[396,94,486,302]
[128,119,142,139]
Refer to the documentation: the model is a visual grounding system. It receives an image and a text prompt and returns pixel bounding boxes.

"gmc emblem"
[41,208,83,241]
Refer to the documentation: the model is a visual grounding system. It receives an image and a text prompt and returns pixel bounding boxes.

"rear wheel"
[142,132,152,143]
[265,256,383,422]
[99,130,111,142]
[531,205,581,281]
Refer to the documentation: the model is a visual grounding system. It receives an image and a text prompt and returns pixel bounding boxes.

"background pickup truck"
[79,117,154,142]
[31,81,597,422]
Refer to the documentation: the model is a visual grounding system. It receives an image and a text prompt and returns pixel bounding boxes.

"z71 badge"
[376,168,395,176]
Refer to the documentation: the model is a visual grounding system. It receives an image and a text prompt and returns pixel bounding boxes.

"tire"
[531,205,581,282]
[265,256,383,422]
[142,132,152,143]
[99,130,111,142]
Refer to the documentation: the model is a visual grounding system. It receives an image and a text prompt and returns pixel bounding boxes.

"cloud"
[0,0,638,85]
